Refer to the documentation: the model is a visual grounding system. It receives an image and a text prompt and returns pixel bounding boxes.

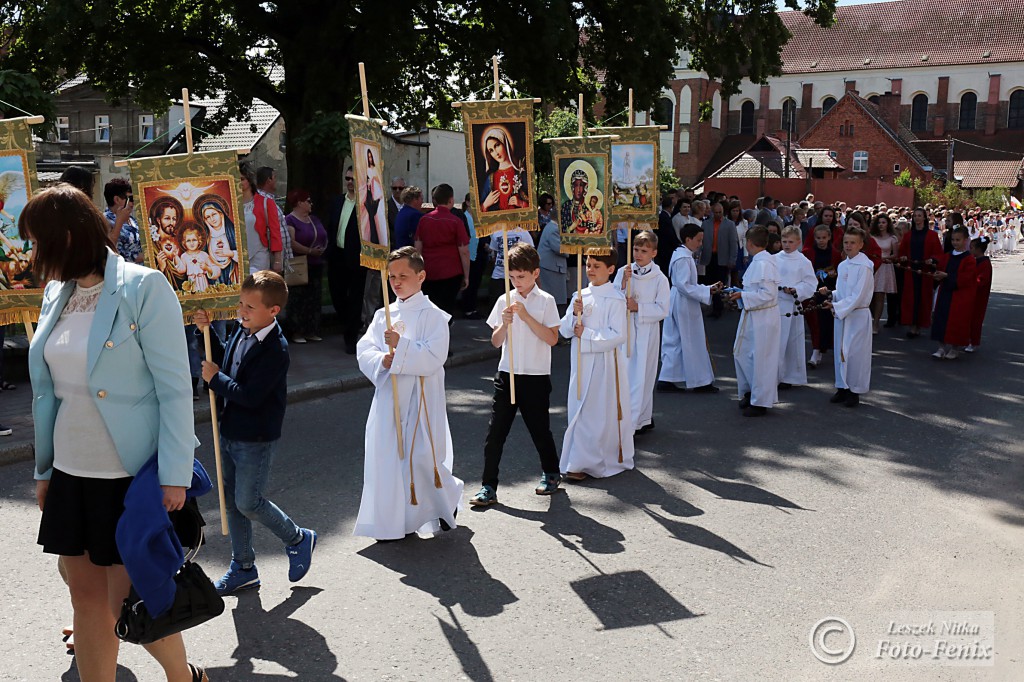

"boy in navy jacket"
[196,271,316,595]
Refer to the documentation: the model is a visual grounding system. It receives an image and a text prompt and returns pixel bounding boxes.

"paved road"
[1,256,1022,681]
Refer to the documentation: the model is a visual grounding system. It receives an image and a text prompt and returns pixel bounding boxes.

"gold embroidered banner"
[591,126,660,231]
[346,115,391,269]
[549,136,615,255]
[459,99,537,237]
[126,150,248,323]
[0,117,42,324]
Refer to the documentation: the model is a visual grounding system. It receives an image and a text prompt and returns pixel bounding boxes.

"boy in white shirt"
[488,228,534,307]
[471,244,562,506]
[658,223,723,393]
[728,226,781,417]
[774,226,818,389]
[559,250,634,480]
[613,231,670,433]
[354,247,464,541]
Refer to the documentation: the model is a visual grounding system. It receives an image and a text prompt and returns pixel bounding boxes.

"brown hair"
[18,185,109,282]
[587,248,617,269]
[633,230,658,249]
[242,270,288,309]
[388,245,425,273]
[745,225,770,248]
[870,212,892,237]
[844,226,868,243]
[506,243,540,272]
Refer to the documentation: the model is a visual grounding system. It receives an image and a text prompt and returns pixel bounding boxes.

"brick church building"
[636,0,1024,194]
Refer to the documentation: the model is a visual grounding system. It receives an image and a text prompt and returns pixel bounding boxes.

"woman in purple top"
[285,189,328,343]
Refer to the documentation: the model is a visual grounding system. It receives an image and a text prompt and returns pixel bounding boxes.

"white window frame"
[893,164,901,174]
[679,130,690,154]
[95,115,110,143]
[56,116,70,143]
[853,151,869,173]
[139,114,154,142]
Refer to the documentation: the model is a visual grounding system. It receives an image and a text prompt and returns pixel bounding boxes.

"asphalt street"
[1,257,1022,681]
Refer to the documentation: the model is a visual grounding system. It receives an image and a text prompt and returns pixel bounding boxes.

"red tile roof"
[778,0,1024,74]
[954,159,1024,188]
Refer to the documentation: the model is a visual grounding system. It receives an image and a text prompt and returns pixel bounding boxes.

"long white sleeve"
[390,311,450,376]
[581,300,626,354]
[638,275,671,324]
[356,312,391,388]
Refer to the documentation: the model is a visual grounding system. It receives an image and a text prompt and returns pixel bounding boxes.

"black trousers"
[482,372,560,489]
[460,257,488,314]
[423,275,462,315]
[327,254,366,346]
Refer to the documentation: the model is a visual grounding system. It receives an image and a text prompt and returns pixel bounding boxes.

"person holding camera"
[102,177,144,265]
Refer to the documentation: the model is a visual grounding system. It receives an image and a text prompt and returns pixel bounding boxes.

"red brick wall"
[704,177,914,207]
[799,97,930,183]
[670,78,729,186]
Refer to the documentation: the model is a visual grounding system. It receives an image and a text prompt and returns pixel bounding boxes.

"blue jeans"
[221,437,301,568]
[186,321,229,378]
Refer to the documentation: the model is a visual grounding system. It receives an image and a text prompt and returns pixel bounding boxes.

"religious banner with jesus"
[591,126,660,230]
[550,136,614,255]
[125,150,248,322]
[0,117,42,324]
[459,99,537,237]
[346,115,391,269]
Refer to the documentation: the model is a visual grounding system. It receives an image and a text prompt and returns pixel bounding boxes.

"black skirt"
[37,468,133,566]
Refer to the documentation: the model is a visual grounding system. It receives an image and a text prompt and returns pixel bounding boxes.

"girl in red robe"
[966,237,993,352]
[899,208,944,338]
[803,224,842,368]
[930,226,977,360]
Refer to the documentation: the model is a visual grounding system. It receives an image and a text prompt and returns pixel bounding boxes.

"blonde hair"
[633,230,658,249]
[781,225,802,240]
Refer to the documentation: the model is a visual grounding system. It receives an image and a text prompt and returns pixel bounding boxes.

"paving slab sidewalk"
[0,318,498,467]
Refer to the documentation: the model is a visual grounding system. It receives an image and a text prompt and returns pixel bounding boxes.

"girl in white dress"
[869,213,899,333]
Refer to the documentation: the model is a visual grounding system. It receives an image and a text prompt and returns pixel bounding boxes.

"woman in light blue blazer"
[25,186,207,681]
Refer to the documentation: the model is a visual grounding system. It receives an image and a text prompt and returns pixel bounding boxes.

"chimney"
[878,91,902,132]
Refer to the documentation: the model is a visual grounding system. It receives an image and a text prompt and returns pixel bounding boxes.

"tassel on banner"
[184,307,239,325]
[360,253,389,270]
[0,309,39,327]
[559,244,614,256]
[474,221,536,239]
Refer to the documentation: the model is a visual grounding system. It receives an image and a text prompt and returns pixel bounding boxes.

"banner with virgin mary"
[346,114,391,269]
[591,126,660,230]
[548,135,615,255]
[0,117,42,324]
[459,99,537,237]
[126,150,248,322]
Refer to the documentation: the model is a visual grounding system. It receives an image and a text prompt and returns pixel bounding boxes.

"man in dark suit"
[387,176,405,240]
[655,194,680,276]
[325,167,366,354]
[698,201,738,318]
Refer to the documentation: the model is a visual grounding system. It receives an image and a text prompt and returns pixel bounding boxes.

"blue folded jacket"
[116,455,212,617]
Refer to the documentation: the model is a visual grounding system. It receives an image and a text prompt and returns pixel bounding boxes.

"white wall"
[382,129,469,203]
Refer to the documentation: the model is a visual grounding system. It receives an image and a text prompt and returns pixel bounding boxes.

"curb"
[1,345,499,465]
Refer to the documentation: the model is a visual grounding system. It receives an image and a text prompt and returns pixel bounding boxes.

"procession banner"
[346,114,391,269]
[592,126,660,230]
[126,150,247,322]
[459,99,537,237]
[0,117,41,324]
[550,136,614,255]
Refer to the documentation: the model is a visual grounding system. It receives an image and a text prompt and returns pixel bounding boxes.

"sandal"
[189,664,209,682]
[564,472,588,482]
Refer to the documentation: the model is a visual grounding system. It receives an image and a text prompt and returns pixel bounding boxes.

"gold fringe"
[475,220,537,239]
[0,308,40,326]
[360,253,388,270]
[182,307,238,325]
[559,244,614,256]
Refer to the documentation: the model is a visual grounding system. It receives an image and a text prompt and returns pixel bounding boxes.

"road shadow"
[435,605,495,682]
[684,470,811,512]
[494,492,626,555]
[62,662,138,681]
[357,527,517,618]
[570,569,703,632]
[586,469,705,518]
[643,508,772,567]
[203,586,343,681]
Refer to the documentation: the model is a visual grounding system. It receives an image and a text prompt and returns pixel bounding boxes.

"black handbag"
[115,561,224,644]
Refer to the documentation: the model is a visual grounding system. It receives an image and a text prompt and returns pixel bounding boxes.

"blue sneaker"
[287,528,317,582]
[214,561,260,596]
[469,485,497,506]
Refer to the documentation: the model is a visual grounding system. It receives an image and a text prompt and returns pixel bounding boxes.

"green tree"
[893,169,913,187]
[972,186,1010,211]
[2,0,835,201]
[657,159,682,198]
[0,70,55,136]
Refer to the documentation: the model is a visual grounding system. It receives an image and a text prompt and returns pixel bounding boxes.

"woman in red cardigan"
[898,207,944,338]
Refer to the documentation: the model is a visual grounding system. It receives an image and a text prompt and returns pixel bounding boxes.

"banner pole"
[202,326,229,536]
[502,228,516,404]
[21,311,34,342]
[360,62,406,460]
[181,88,193,154]
[493,55,500,101]
[625,88,635,358]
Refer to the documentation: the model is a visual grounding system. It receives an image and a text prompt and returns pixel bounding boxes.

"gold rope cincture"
[406,383,423,506]
[614,348,624,463]
[419,376,443,489]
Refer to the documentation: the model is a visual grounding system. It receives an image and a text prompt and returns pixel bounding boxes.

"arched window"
[911,93,929,131]
[679,130,690,154]
[868,95,881,106]
[711,91,722,129]
[959,92,977,130]
[821,97,837,116]
[740,101,755,134]
[652,97,673,131]
[679,86,692,125]
[1009,90,1024,129]
[781,98,796,132]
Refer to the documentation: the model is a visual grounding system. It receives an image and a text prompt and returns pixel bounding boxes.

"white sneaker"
[932,348,946,359]
[0,425,11,436]
[963,344,975,353]
[292,336,307,344]
[808,350,822,367]
[944,348,959,360]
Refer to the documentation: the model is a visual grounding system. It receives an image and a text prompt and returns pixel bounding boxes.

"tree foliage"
[1,0,835,199]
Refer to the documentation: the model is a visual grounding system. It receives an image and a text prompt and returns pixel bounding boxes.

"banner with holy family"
[0,117,42,324]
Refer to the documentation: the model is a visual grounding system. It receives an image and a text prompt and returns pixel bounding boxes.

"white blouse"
[44,281,128,479]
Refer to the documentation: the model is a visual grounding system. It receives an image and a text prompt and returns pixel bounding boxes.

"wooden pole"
[628,88,634,127]
[503,229,516,404]
[623,135,633,359]
[576,94,584,399]
[359,62,407,460]
[493,55,500,101]
[21,311,33,342]
[578,93,584,137]
[203,327,229,536]
[181,88,193,154]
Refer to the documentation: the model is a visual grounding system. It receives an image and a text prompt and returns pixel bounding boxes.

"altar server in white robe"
[559,251,634,480]
[729,225,781,417]
[826,228,874,408]
[355,247,464,540]
[613,231,670,433]
[775,226,818,388]
[658,223,723,393]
